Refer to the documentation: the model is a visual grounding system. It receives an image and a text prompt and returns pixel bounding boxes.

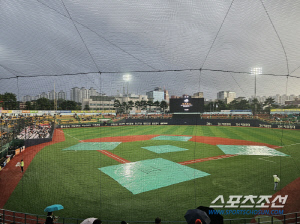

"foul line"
[273,142,300,149]
[98,150,130,164]
[57,129,83,142]
[178,154,238,165]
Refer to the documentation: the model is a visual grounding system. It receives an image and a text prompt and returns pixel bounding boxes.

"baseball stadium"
[1,1,300,224]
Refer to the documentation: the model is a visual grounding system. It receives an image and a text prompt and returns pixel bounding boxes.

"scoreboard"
[169,96,204,113]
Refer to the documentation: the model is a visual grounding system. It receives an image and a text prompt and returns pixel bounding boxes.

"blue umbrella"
[44,204,64,212]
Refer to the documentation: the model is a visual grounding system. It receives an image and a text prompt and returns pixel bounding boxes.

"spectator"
[80,218,102,224]
[155,217,161,224]
[45,212,58,224]
[195,219,202,224]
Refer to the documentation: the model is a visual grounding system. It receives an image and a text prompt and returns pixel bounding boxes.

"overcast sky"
[1,0,300,100]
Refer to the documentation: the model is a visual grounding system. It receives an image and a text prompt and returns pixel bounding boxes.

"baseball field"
[2,125,300,222]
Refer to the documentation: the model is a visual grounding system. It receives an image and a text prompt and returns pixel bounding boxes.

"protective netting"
[1,0,300,223]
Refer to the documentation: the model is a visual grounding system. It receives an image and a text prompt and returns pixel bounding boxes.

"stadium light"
[251,67,262,98]
[123,74,131,98]
[123,74,131,82]
[251,67,262,115]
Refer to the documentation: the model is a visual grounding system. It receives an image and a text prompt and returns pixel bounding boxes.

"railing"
[0,209,299,224]
[223,211,300,224]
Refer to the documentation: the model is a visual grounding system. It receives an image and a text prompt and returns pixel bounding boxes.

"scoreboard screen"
[169,96,204,113]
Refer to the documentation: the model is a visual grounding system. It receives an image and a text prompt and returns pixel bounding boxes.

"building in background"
[58,90,66,100]
[217,91,236,104]
[19,102,26,109]
[40,92,48,99]
[48,90,57,101]
[70,87,80,103]
[116,94,148,103]
[164,89,169,103]
[82,95,115,111]
[285,99,300,106]
[22,95,32,102]
[89,87,100,97]
[192,92,204,98]
[79,87,89,103]
[146,87,165,102]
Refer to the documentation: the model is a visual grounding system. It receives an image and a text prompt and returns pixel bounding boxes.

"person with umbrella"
[45,212,58,224]
[80,218,102,224]
[184,209,211,224]
[44,204,64,224]
[155,217,161,224]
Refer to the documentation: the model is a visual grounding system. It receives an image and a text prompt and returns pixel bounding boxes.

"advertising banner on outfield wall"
[0,110,116,115]
[57,119,300,129]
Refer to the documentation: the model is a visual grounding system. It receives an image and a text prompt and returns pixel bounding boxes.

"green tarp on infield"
[151,135,192,141]
[217,145,289,156]
[141,145,188,153]
[62,142,121,151]
[99,158,210,194]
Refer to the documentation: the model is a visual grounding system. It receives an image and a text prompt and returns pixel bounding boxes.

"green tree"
[135,101,141,111]
[264,97,275,107]
[122,102,129,114]
[228,99,250,110]
[60,100,79,110]
[35,97,51,110]
[25,101,33,110]
[153,100,160,110]
[57,98,65,110]
[263,97,276,113]
[250,98,262,114]
[238,99,251,110]
[228,100,238,110]
[204,101,217,112]
[160,100,168,113]
[128,101,134,111]
[215,100,227,111]
[147,100,153,112]
[140,100,147,110]
[114,99,121,108]
[113,99,122,114]
[0,92,18,109]
[84,104,90,110]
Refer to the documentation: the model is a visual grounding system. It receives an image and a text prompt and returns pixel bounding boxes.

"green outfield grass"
[4,125,300,221]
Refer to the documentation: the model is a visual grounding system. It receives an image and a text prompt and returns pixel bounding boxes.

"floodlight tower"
[251,67,262,115]
[123,74,131,99]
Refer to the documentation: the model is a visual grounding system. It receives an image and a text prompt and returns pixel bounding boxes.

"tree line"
[0,93,81,110]
[205,97,279,114]
[0,92,296,113]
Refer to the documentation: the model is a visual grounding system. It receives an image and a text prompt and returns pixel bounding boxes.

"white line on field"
[258,156,276,163]
[57,129,83,142]
[273,142,300,149]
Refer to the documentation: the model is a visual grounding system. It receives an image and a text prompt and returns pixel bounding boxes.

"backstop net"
[0,1,300,223]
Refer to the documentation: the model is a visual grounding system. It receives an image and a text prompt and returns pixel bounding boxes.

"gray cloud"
[1,0,300,99]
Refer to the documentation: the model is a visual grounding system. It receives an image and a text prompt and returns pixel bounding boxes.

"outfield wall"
[57,119,300,129]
